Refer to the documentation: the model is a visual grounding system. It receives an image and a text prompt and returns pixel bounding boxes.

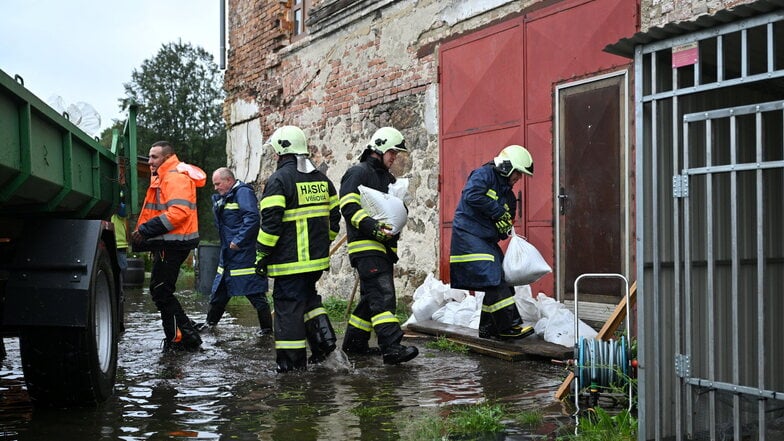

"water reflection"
[0,285,570,440]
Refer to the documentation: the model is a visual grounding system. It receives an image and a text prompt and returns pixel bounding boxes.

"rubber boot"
[382,344,419,365]
[477,311,497,339]
[161,311,202,352]
[276,349,307,373]
[305,313,337,364]
[256,303,273,336]
[342,326,381,356]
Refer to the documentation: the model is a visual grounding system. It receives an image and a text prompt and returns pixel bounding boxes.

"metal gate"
[629,7,784,440]
[676,100,784,440]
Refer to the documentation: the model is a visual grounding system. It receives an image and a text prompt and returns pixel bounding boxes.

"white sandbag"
[543,307,598,347]
[534,316,549,336]
[387,178,410,202]
[359,185,408,234]
[468,292,484,329]
[503,229,552,286]
[443,288,468,303]
[452,295,478,327]
[432,301,461,324]
[537,292,563,318]
[411,273,449,322]
[514,285,540,323]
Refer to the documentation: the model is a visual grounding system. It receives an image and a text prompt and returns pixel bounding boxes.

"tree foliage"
[122,41,226,242]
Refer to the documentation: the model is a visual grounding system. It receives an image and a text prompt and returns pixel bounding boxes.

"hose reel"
[572,273,633,415]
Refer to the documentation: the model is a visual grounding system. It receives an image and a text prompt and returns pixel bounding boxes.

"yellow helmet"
[265,125,309,156]
[368,127,406,154]
[493,145,534,177]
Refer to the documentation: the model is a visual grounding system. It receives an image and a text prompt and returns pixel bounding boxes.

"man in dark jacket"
[255,125,341,373]
[449,145,535,341]
[339,126,418,365]
[204,167,272,335]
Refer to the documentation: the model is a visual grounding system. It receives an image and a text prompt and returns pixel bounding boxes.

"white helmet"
[266,125,309,156]
[368,127,406,154]
[493,145,534,177]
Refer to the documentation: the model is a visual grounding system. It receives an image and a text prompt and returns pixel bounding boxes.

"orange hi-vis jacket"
[134,154,206,251]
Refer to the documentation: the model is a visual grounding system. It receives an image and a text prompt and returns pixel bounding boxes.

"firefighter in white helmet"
[339,126,419,365]
[255,125,342,372]
[449,144,535,340]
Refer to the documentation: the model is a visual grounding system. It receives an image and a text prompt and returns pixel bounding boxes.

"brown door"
[557,73,628,301]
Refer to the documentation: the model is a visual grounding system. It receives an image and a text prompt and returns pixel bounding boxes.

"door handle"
[558,187,568,215]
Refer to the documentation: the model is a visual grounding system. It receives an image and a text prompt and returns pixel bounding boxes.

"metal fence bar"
[673,68,683,441]
[730,114,741,441]
[634,46,648,441]
[705,117,718,440]
[651,48,664,441]
[682,112,693,441]
[755,110,764,441]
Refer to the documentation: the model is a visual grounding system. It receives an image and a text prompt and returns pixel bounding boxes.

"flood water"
[1,277,573,440]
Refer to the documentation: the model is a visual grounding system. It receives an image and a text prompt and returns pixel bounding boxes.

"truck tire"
[18,243,118,406]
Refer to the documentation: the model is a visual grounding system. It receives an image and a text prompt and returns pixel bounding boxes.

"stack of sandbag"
[405,273,598,348]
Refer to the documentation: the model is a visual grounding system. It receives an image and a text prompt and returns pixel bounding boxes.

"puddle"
[1,283,574,440]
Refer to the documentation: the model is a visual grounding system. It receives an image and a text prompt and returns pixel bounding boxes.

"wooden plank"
[555,280,638,400]
[406,319,572,361]
[597,280,637,339]
[448,338,527,362]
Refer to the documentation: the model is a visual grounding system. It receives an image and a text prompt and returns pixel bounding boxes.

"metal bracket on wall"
[672,174,689,198]
[675,353,691,378]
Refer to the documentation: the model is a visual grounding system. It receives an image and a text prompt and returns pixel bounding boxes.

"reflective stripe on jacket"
[211,181,268,296]
[257,156,340,277]
[135,154,204,251]
[339,155,399,265]
[449,163,517,290]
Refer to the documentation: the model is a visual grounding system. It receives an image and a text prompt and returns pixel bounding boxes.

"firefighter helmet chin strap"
[296,155,317,173]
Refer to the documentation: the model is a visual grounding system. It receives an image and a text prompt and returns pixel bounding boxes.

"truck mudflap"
[3,219,119,327]
[2,218,120,405]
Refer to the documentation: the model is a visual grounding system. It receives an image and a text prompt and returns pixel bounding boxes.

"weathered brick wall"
[223,0,534,301]
[223,0,758,301]
[641,0,758,30]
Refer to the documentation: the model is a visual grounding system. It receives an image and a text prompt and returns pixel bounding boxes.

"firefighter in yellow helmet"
[255,125,342,372]
[339,126,419,364]
[449,144,535,340]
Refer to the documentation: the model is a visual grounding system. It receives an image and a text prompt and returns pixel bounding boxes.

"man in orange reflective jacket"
[132,141,206,352]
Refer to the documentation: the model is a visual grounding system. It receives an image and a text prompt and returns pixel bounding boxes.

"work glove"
[494,212,513,235]
[371,222,393,242]
[255,250,269,277]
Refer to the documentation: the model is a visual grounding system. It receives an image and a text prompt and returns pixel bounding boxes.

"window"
[291,0,311,40]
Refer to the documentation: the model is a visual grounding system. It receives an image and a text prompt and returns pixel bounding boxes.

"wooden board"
[555,280,637,400]
[406,320,573,361]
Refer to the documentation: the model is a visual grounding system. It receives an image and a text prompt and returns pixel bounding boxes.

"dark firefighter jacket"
[339,155,400,265]
[211,181,268,296]
[256,156,340,277]
[449,163,517,290]
[135,154,206,251]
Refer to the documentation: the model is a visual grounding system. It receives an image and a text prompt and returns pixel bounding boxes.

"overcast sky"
[0,0,223,134]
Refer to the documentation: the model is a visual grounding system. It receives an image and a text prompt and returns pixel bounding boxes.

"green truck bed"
[0,68,120,219]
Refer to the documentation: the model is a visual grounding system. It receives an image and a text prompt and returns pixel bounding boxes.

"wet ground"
[1,276,574,440]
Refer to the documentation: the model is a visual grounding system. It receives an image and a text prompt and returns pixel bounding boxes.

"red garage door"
[439,0,637,298]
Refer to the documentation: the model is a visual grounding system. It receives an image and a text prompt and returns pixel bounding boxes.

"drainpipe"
[220,0,226,69]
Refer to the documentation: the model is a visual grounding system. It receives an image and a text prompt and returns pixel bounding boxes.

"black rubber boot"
[256,303,273,336]
[305,313,337,364]
[207,304,225,326]
[342,327,381,356]
[276,349,307,373]
[382,344,419,365]
[497,325,535,340]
